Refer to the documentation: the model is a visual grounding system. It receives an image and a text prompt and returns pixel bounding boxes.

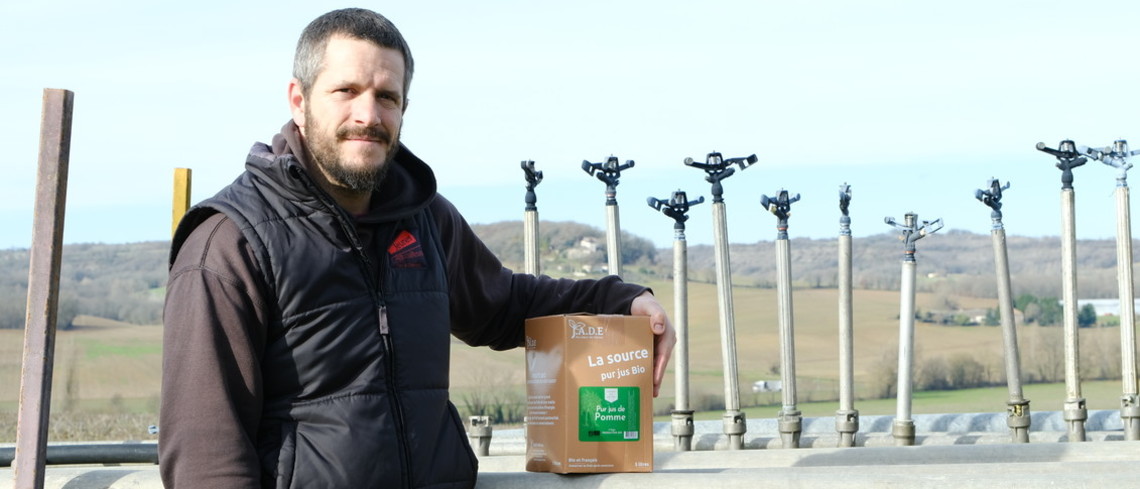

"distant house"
[578,237,601,252]
[566,237,601,261]
[1077,299,1140,316]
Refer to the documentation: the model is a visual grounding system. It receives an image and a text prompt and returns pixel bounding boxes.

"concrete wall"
[3,411,1137,488]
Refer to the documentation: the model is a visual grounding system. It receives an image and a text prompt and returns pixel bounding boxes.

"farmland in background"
[2,222,1138,441]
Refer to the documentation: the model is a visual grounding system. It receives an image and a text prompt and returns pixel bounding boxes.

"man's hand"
[630,291,676,397]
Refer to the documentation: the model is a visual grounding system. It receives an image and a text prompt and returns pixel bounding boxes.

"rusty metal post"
[172,168,192,236]
[15,88,74,489]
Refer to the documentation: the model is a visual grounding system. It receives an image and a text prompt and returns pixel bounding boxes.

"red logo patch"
[389,230,426,268]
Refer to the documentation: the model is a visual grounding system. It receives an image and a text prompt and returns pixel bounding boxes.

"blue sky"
[3,1,1140,250]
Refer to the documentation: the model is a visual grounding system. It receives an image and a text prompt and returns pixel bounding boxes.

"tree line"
[1,223,1136,329]
[0,242,168,329]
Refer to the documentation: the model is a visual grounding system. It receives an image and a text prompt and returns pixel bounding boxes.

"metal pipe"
[606,203,622,277]
[1115,184,1140,440]
[885,212,942,447]
[836,185,858,447]
[522,160,542,276]
[16,88,75,489]
[762,190,802,449]
[1082,140,1140,440]
[674,234,690,413]
[712,200,745,449]
[775,236,802,449]
[1060,188,1087,442]
[976,178,1031,443]
[672,235,695,450]
[684,152,755,450]
[1037,140,1088,442]
[993,226,1031,442]
[648,190,703,451]
[894,259,917,447]
[582,157,633,278]
[524,210,539,276]
[0,443,158,468]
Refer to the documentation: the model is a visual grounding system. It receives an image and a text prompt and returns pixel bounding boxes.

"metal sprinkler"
[648,190,705,451]
[1082,140,1140,440]
[760,189,803,449]
[582,156,635,277]
[975,178,1031,443]
[884,212,943,446]
[836,184,859,447]
[521,160,543,276]
[1036,140,1089,442]
[684,151,758,449]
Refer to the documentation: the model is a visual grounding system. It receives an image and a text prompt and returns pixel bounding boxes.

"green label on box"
[578,386,640,442]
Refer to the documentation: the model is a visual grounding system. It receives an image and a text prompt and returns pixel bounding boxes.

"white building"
[1077,298,1140,316]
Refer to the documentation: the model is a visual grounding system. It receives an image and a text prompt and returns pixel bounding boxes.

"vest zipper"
[379,309,413,489]
[292,167,415,487]
[376,254,413,489]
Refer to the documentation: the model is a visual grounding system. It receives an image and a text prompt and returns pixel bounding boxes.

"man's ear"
[288,78,306,130]
[402,97,410,115]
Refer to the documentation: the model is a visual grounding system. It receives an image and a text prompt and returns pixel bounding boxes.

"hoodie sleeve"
[431,195,648,350]
[160,213,267,489]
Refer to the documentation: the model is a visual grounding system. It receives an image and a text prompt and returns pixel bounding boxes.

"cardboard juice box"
[524,314,654,473]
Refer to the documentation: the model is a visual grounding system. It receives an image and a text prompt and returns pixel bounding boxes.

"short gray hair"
[293,8,415,100]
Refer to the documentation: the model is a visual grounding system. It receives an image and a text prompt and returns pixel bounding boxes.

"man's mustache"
[337,125,391,144]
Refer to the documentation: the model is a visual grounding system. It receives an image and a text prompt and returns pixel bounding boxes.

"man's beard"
[304,107,399,193]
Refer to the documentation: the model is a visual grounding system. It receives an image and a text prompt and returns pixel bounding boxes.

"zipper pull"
[378,305,390,335]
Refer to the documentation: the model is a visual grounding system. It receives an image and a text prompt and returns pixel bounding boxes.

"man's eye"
[379,94,400,107]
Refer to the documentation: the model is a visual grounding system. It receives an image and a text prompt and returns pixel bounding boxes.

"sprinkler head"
[839,184,852,208]
[975,178,1010,213]
[670,190,690,207]
[521,160,543,188]
[684,151,757,201]
[1037,140,1087,189]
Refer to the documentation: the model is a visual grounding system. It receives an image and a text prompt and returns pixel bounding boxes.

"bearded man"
[159,8,675,489]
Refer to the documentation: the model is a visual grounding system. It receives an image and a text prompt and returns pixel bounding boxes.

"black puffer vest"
[171,144,477,488]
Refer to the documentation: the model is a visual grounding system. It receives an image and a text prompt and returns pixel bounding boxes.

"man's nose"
[351,96,382,126]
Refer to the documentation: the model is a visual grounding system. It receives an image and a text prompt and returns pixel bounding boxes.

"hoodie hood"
[245,121,438,224]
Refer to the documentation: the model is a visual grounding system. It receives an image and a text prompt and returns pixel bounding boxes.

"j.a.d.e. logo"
[569,319,604,339]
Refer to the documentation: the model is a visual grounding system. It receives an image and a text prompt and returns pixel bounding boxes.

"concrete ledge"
[1,410,1132,488]
[7,441,1140,489]
[0,467,161,489]
[480,442,1140,488]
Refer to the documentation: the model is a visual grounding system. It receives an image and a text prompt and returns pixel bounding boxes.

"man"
[160,8,675,488]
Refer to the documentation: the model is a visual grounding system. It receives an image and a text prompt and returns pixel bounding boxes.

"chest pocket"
[381,212,448,296]
[381,211,452,391]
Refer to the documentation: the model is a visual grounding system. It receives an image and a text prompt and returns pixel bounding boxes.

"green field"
[668,379,1127,421]
[0,282,1134,442]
